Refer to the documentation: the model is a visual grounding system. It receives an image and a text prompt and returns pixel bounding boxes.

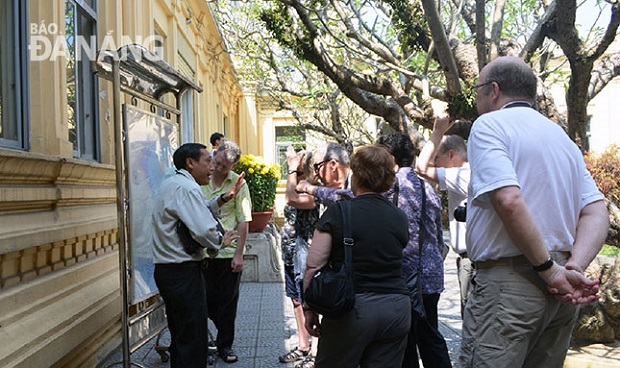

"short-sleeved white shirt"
[437,164,470,254]
[466,103,603,262]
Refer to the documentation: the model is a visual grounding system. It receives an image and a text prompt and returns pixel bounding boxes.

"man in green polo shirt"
[201,140,252,364]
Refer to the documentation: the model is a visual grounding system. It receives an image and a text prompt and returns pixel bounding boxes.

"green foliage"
[599,244,619,257]
[384,0,429,56]
[584,145,620,206]
[233,154,282,212]
[260,2,307,61]
[447,87,478,123]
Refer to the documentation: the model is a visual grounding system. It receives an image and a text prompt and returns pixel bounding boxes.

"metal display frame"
[96,44,202,368]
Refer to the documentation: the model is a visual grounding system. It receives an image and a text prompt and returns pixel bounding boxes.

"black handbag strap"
[417,177,426,267]
[339,201,354,271]
[392,178,399,205]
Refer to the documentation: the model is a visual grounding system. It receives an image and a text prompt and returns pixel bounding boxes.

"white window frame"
[177,52,195,143]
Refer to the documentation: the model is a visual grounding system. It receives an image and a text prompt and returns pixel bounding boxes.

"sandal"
[217,347,238,364]
[295,355,315,368]
[279,347,309,363]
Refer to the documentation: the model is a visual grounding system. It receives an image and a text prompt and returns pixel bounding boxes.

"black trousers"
[402,293,452,368]
[154,262,208,368]
[204,258,242,351]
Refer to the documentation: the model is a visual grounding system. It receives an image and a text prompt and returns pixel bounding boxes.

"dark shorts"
[284,265,303,301]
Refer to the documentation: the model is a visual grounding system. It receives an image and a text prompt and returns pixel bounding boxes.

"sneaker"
[279,347,309,363]
[294,355,315,368]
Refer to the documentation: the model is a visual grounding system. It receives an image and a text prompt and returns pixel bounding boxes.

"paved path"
[100,251,619,367]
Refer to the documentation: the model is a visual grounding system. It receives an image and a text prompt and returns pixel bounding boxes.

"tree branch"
[588,2,620,62]
[520,1,557,62]
[589,52,620,100]
[420,0,462,95]
[489,0,506,60]
[475,0,487,68]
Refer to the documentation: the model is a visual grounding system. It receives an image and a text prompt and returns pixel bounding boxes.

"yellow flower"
[233,154,280,212]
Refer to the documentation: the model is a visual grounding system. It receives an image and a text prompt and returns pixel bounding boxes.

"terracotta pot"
[248,210,273,233]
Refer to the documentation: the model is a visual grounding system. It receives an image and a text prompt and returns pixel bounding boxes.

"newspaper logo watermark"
[29,22,164,62]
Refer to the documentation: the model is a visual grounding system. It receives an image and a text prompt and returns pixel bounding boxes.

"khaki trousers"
[459,257,578,368]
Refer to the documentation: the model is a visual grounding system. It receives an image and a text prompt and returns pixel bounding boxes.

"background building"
[0,1,265,366]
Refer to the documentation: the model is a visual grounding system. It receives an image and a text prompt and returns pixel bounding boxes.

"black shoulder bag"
[177,208,225,256]
[404,177,427,320]
[303,200,356,319]
[177,220,203,255]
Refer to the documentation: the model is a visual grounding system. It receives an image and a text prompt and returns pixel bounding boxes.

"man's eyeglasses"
[472,80,496,94]
[313,159,330,173]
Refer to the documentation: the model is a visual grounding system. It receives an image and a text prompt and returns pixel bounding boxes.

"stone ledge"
[0,204,117,254]
[242,224,284,283]
[0,148,115,185]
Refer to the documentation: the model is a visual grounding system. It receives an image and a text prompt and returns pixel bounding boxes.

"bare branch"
[475,0,487,68]
[489,0,506,60]
[588,2,620,61]
[520,1,557,62]
[420,0,462,95]
[589,52,620,100]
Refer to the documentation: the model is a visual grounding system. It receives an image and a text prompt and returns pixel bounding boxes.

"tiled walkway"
[99,251,619,367]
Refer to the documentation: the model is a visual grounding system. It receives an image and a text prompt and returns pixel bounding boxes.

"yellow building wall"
[0,1,257,366]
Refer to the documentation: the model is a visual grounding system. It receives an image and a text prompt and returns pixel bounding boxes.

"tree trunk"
[565,61,594,149]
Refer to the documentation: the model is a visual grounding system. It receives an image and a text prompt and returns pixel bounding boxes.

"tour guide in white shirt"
[461,56,609,368]
[151,143,243,368]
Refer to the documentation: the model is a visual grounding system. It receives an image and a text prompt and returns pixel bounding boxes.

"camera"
[454,203,467,222]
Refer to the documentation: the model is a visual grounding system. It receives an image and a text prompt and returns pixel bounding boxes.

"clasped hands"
[541,261,600,305]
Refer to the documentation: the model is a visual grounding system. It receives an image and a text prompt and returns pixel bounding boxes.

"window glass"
[177,53,195,143]
[65,1,77,149]
[0,0,27,149]
[65,0,99,160]
[275,126,306,177]
[0,32,4,139]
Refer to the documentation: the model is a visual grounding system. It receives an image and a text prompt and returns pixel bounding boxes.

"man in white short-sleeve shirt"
[460,56,608,368]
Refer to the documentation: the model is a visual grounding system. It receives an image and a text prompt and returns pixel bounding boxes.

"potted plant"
[233,154,281,232]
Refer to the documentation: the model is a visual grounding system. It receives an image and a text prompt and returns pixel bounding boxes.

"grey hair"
[216,140,241,163]
[313,142,350,167]
[438,135,468,162]
[484,57,537,100]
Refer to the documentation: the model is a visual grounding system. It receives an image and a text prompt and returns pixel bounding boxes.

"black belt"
[458,252,468,259]
[156,260,203,268]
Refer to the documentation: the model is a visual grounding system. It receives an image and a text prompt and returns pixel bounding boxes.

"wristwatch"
[288,170,303,175]
[219,193,232,203]
[532,257,554,272]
